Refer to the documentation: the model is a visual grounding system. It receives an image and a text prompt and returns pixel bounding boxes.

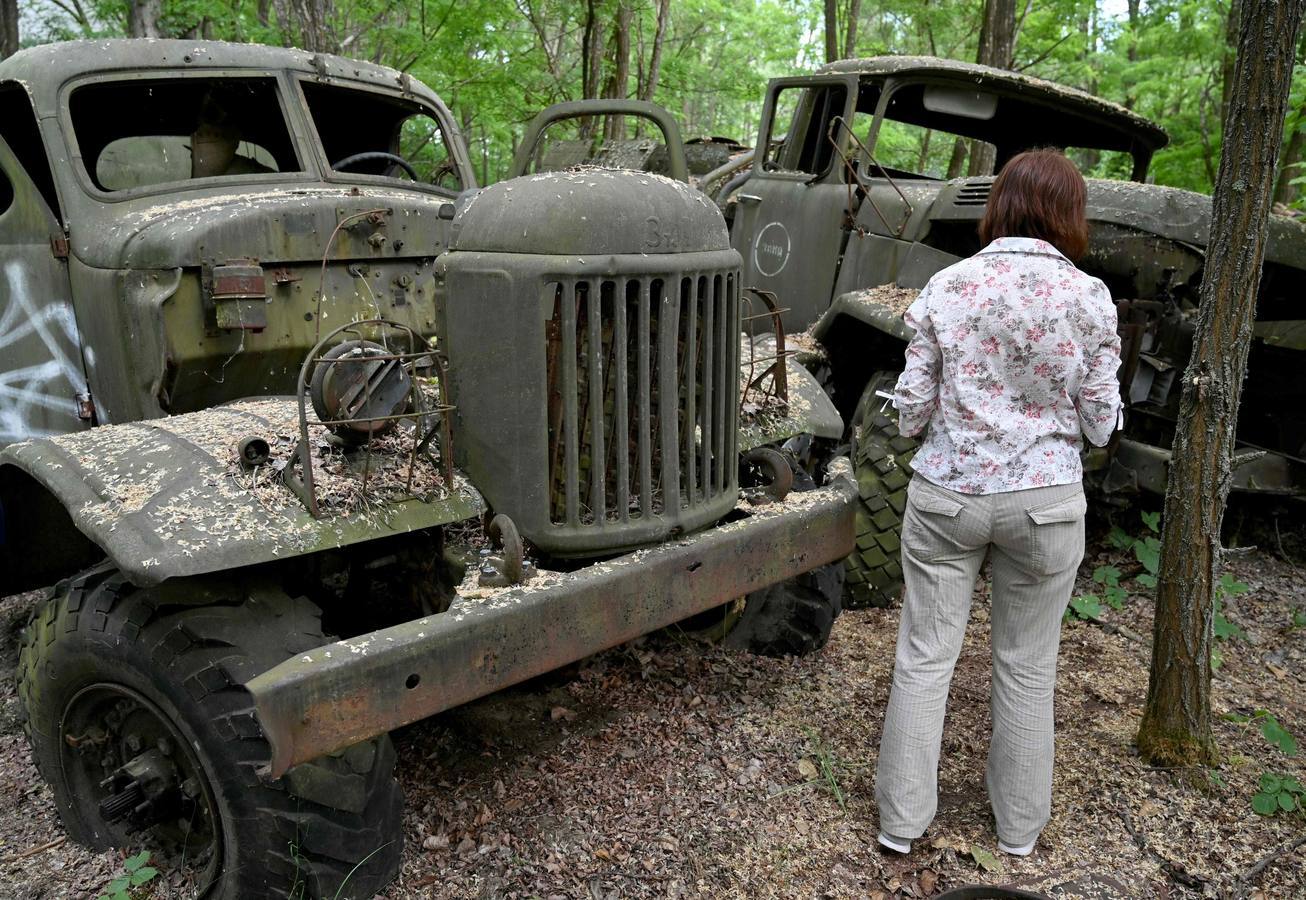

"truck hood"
[72,186,458,270]
[927,177,1306,267]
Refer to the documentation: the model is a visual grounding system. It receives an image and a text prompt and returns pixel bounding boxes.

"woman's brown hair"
[979,149,1088,260]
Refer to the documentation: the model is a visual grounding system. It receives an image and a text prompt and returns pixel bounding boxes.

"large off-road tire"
[844,372,918,608]
[721,563,844,657]
[17,567,403,899]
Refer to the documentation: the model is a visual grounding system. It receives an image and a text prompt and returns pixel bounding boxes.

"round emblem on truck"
[752,221,790,277]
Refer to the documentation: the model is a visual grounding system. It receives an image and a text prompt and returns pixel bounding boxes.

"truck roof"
[817,55,1168,152]
[0,38,417,107]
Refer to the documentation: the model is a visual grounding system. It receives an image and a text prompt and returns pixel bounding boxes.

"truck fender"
[811,289,915,347]
[0,398,483,591]
[739,332,844,450]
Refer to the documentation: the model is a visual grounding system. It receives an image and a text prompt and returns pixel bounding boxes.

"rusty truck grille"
[546,271,740,529]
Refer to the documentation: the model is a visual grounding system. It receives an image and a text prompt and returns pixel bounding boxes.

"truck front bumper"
[248,466,857,778]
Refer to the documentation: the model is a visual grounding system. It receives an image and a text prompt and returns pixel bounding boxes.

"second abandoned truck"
[0,41,853,897]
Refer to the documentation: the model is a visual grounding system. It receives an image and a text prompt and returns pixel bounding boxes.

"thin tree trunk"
[602,2,632,140]
[579,0,603,139]
[1137,0,1306,768]
[844,0,861,58]
[1220,0,1243,125]
[947,137,968,178]
[969,0,1016,176]
[824,0,839,63]
[641,0,671,102]
[0,0,18,60]
[128,0,163,37]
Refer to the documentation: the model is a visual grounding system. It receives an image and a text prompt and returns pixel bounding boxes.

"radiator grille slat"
[614,285,630,522]
[547,265,738,531]
[682,276,698,505]
[561,283,580,525]
[586,283,606,522]
[701,276,715,500]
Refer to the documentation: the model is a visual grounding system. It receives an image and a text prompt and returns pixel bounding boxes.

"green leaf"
[1104,585,1128,610]
[1261,718,1298,756]
[108,876,129,892]
[1134,537,1161,575]
[1135,573,1157,589]
[1210,646,1223,671]
[124,851,150,873]
[1282,777,1303,793]
[1278,792,1298,812]
[969,844,1004,873]
[1291,608,1306,629]
[1260,772,1283,793]
[130,866,159,886]
[1218,573,1249,595]
[1093,565,1122,587]
[1141,511,1161,533]
[1108,526,1135,550]
[1213,613,1245,641]
[1207,769,1227,789]
[1252,792,1278,815]
[1068,595,1103,621]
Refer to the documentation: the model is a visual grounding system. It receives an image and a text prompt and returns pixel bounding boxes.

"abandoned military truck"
[0,41,854,898]
[721,56,1306,608]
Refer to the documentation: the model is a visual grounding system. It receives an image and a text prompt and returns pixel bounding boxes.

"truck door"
[731,76,855,333]
[0,84,90,446]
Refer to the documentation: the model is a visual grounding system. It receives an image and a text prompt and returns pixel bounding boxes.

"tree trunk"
[1220,0,1243,125]
[1137,0,1306,768]
[128,0,163,38]
[603,2,633,140]
[579,0,604,139]
[0,0,17,60]
[824,0,839,63]
[640,0,671,102]
[946,137,968,178]
[968,0,1016,176]
[844,0,862,58]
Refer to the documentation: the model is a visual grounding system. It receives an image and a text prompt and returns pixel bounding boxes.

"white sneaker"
[997,838,1036,856]
[877,832,912,854]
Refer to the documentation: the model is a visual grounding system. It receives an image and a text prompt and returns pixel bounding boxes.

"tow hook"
[478,514,537,587]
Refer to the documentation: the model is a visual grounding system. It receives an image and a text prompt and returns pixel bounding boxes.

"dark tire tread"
[844,372,917,609]
[17,569,402,899]
[723,563,844,657]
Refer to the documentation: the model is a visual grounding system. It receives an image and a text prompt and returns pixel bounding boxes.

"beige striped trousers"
[875,476,1086,848]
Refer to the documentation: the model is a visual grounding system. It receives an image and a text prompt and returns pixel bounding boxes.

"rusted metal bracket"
[826,115,913,237]
[247,468,857,777]
[741,287,788,405]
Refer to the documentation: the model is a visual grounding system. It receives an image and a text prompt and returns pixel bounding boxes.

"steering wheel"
[331,151,419,181]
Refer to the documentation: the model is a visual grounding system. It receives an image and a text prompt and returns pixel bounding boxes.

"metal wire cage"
[284,318,455,518]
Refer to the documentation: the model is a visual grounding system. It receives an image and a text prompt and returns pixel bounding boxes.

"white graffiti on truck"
[0,260,85,442]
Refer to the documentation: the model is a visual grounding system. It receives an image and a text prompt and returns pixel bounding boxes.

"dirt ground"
[0,513,1303,900]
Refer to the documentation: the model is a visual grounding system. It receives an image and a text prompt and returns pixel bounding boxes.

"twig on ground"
[1092,619,1148,645]
[1117,793,1210,891]
[1230,833,1306,899]
[1,836,66,864]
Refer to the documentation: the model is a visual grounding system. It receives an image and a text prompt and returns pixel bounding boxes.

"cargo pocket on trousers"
[1025,492,1088,575]
[902,483,966,563]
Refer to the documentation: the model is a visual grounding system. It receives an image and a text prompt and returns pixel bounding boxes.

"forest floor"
[0,509,1303,900]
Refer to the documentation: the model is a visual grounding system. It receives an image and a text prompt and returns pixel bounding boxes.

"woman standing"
[874,149,1122,857]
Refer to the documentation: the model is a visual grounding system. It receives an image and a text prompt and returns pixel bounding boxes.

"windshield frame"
[59,68,318,203]
[292,74,474,198]
[865,75,1154,182]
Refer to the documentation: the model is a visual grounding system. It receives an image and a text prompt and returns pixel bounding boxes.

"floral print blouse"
[893,237,1123,495]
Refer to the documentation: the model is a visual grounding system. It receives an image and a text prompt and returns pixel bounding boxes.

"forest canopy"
[7,0,1306,200]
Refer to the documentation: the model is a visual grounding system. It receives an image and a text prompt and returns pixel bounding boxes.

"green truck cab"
[0,40,853,897]
[722,56,1306,607]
